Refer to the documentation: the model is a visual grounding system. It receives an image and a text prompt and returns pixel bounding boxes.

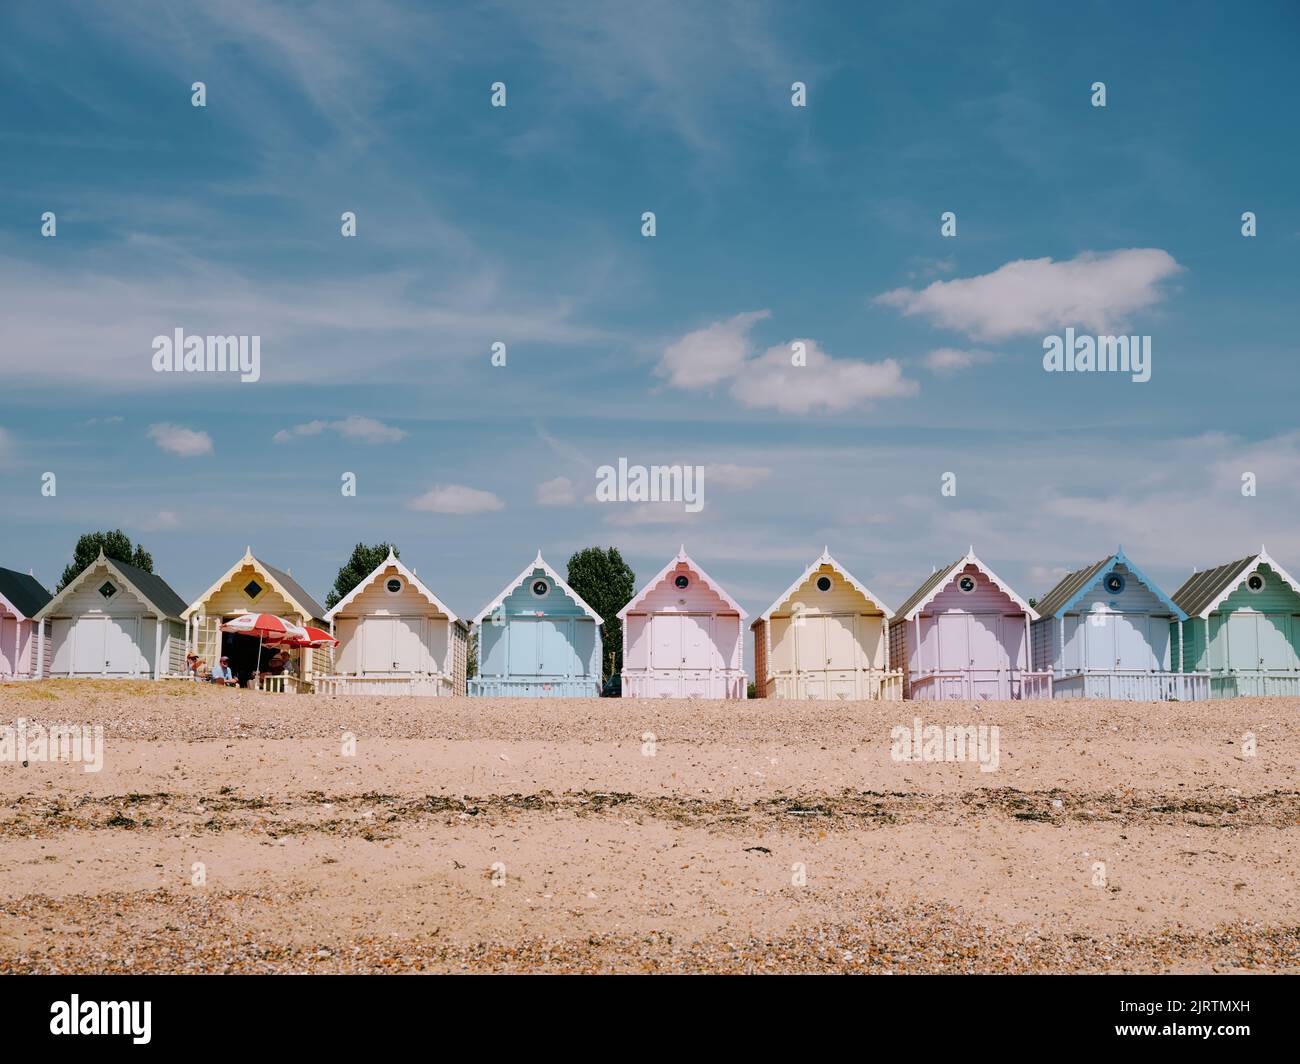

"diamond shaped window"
[98,582,116,599]
[244,580,263,600]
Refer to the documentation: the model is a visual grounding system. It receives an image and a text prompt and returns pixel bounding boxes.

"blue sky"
[1,0,1298,638]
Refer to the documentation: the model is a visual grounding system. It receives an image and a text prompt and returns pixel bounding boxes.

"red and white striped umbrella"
[285,625,339,648]
[220,613,309,644]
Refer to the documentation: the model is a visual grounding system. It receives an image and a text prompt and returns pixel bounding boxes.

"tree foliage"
[59,530,153,591]
[566,546,636,682]
[326,542,399,609]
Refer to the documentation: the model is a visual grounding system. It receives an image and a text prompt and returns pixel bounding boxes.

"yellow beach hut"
[751,549,902,700]
[183,548,329,692]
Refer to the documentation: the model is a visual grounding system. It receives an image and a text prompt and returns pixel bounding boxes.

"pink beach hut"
[888,548,1052,700]
[618,547,747,699]
[0,566,52,678]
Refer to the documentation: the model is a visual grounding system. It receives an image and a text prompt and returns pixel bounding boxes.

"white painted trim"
[182,549,317,622]
[618,547,747,621]
[896,551,1039,622]
[753,550,893,624]
[34,554,176,622]
[325,551,462,623]
[1192,550,1300,618]
[471,552,603,626]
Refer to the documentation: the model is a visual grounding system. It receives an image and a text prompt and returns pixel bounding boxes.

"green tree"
[326,542,399,609]
[566,546,635,683]
[59,530,154,591]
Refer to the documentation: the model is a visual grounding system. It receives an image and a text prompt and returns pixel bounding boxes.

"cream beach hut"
[888,549,1051,700]
[751,549,901,700]
[469,552,603,697]
[0,567,53,679]
[33,551,187,679]
[183,548,329,692]
[319,550,468,696]
[619,547,747,699]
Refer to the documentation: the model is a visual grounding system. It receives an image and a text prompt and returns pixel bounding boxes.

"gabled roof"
[752,548,892,628]
[35,551,187,621]
[1035,548,1185,620]
[1172,548,1300,618]
[0,566,52,620]
[183,548,326,622]
[893,548,1038,621]
[471,551,603,626]
[618,546,747,620]
[326,550,465,627]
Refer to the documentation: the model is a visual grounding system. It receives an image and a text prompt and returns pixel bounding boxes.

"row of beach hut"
[3,545,1300,701]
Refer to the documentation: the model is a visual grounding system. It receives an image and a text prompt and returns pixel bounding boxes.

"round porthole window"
[816,576,832,592]
[674,574,690,590]
[1247,573,1265,593]
[385,578,403,594]
[957,575,977,594]
[531,579,550,597]
[1103,572,1125,595]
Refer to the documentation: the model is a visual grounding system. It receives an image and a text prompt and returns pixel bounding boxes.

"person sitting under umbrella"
[209,656,238,686]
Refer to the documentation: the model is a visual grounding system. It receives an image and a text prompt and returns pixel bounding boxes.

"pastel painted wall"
[0,610,38,677]
[1032,562,1177,674]
[621,556,745,698]
[890,562,1034,700]
[754,562,889,698]
[1179,564,1300,672]
[476,566,601,681]
[332,564,461,681]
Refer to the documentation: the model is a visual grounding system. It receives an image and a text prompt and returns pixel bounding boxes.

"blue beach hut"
[468,552,603,697]
[1031,548,1192,700]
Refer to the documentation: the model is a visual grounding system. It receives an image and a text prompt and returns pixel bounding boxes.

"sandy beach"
[0,680,1296,973]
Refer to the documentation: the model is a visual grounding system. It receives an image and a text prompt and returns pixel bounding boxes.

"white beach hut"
[33,551,188,679]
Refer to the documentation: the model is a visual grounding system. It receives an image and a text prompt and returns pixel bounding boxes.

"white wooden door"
[1084,613,1114,671]
[50,618,74,674]
[104,617,140,675]
[73,617,107,674]
[363,618,395,672]
[392,616,425,672]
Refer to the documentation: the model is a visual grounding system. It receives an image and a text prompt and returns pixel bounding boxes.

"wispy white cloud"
[273,415,406,445]
[135,510,182,532]
[876,249,1183,341]
[148,423,213,457]
[657,312,917,414]
[604,503,703,527]
[703,463,771,490]
[408,484,505,515]
[535,476,577,506]
[921,347,1000,375]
